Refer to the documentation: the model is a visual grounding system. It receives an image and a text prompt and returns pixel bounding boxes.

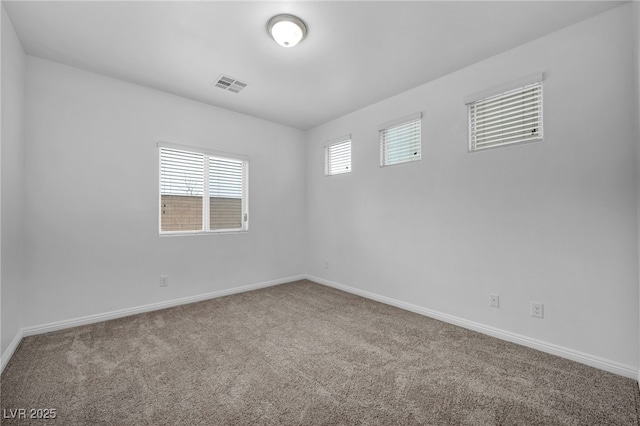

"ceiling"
[4,1,625,130]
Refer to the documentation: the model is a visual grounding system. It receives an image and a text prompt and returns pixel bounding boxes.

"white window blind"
[159,145,248,234]
[160,148,205,232]
[379,114,422,167]
[208,158,246,231]
[468,81,543,151]
[325,137,351,176]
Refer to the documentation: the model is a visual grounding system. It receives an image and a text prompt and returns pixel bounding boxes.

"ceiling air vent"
[213,75,248,93]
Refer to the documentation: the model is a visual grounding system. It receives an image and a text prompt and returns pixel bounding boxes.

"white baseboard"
[306,275,638,380]
[4,274,637,380]
[22,274,306,337]
[1,274,305,373]
[1,328,24,374]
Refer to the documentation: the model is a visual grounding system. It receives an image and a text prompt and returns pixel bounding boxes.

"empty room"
[2,0,640,424]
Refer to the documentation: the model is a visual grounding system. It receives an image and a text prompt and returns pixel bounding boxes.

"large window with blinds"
[379,113,422,167]
[325,136,352,176]
[467,81,543,151]
[159,144,248,234]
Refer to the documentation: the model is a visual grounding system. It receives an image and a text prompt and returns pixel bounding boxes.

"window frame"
[324,135,352,176]
[378,112,423,167]
[466,74,543,152]
[158,142,249,236]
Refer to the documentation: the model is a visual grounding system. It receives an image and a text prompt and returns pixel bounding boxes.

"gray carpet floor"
[1,280,639,425]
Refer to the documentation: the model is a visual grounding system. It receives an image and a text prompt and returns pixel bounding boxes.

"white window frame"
[379,112,422,167]
[158,142,249,236]
[324,135,352,176]
[465,74,543,152]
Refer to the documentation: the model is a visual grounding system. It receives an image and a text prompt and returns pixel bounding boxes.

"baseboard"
[22,274,305,337]
[306,275,638,380]
[1,328,24,374]
[5,273,637,380]
[0,273,306,372]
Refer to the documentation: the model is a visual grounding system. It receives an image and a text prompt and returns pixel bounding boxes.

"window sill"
[159,230,249,237]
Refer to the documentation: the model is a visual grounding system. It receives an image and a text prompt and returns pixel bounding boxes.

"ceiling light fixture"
[267,14,307,48]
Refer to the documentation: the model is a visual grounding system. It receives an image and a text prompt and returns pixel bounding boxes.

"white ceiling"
[4,1,624,130]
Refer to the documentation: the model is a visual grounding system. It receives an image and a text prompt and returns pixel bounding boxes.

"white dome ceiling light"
[267,14,307,48]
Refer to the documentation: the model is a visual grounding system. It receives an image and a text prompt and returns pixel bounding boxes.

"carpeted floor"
[1,280,639,425]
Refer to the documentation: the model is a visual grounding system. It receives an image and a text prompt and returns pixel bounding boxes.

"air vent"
[213,74,248,93]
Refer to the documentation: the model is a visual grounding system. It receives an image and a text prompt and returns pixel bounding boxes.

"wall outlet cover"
[160,275,169,287]
[490,294,499,308]
[531,302,544,318]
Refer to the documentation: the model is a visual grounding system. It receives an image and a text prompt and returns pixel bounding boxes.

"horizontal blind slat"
[470,98,541,121]
[160,148,204,197]
[469,81,542,151]
[380,117,421,166]
[475,121,540,139]
[209,157,244,199]
[476,134,541,148]
[160,146,248,233]
[325,139,352,176]
[471,110,540,131]
[473,88,541,109]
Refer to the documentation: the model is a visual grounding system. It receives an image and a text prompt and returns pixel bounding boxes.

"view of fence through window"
[160,148,245,232]
[208,158,244,230]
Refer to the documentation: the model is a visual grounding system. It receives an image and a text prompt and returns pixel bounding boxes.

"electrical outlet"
[531,302,544,318]
[159,275,168,287]
[324,261,329,269]
[490,294,499,308]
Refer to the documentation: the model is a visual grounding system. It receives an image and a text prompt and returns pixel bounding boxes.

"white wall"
[1,6,26,357]
[5,2,639,377]
[22,56,307,327]
[306,5,639,369]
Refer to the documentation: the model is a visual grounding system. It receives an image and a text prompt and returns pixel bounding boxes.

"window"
[467,80,543,151]
[159,144,248,234]
[379,113,422,167]
[325,136,352,176]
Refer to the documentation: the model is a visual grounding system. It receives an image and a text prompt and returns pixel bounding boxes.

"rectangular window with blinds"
[467,81,543,151]
[325,137,352,176]
[159,144,248,234]
[379,113,422,167]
